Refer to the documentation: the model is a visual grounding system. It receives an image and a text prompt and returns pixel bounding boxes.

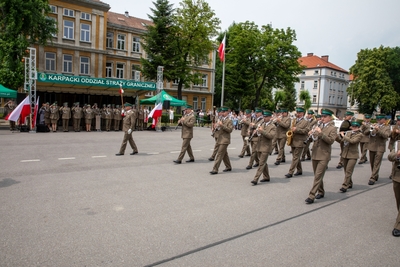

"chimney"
[307,53,313,57]
[124,11,129,17]
[321,55,329,62]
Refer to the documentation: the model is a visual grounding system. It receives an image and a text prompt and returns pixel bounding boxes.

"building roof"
[298,53,348,73]
[107,11,152,31]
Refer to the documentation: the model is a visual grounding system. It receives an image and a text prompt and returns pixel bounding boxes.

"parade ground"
[0,126,399,266]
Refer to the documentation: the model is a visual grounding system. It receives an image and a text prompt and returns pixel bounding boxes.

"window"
[201,74,208,87]
[330,81,332,89]
[80,57,90,75]
[117,34,125,50]
[106,62,113,78]
[49,5,57,13]
[106,32,114,48]
[173,79,179,85]
[132,37,140,52]
[80,24,90,42]
[312,94,317,103]
[63,54,73,73]
[314,70,319,75]
[116,63,124,78]
[63,20,74,39]
[201,97,206,110]
[81,12,91,20]
[302,71,306,75]
[329,96,331,104]
[193,97,198,111]
[63,8,74,17]
[300,81,305,89]
[313,80,318,89]
[132,64,140,80]
[45,52,56,71]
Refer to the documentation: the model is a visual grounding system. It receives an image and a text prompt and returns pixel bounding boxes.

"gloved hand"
[127,129,132,134]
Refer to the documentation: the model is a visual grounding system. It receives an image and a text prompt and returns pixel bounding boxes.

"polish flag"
[5,96,31,124]
[148,102,163,118]
[119,85,124,94]
[218,34,226,62]
[32,97,39,128]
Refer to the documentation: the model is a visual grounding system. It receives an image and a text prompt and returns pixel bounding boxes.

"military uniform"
[210,107,233,174]
[274,110,291,165]
[60,103,71,132]
[113,106,122,131]
[44,103,51,130]
[339,122,363,191]
[239,110,251,157]
[359,115,372,163]
[49,103,59,132]
[246,108,264,169]
[336,112,353,168]
[105,105,113,131]
[4,100,16,130]
[305,109,337,203]
[302,110,317,161]
[174,105,195,163]
[84,105,94,132]
[72,103,83,132]
[116,103,138,155]
[387,142,400,237]
[138,107,144,131]
[251,111,276,185]
[209,110,221,161]
[388,117,400,179]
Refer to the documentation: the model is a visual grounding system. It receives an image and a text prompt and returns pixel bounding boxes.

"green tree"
[299,90,311,111]
[280,85,297,112]
[0,0,57,89]
[348,46,400,117]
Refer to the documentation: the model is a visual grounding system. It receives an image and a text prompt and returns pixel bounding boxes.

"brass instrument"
[248,121,263,142]
[175,116,183,130]
[286,118,297,146]
[211,118,220,137]
[272,115,282,124]
[303,121,322,144]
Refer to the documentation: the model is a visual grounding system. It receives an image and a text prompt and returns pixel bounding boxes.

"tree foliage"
[299,90,311,111]
[0,0,57,89]
[348,46,400,116]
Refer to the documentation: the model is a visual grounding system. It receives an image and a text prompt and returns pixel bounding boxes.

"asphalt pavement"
[0,126,399,267]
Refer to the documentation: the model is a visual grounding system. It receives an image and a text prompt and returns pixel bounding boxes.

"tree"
[280,85,297,112]
[348,46,400,117]
[0,0,57,89]
[299,90,311,111]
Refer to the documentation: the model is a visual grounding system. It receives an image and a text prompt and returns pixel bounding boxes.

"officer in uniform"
[210,106,233,174]
[72,102,83,132]
[339,121,363,192]
[368,114,390,185]
[238,109,251,158]
[388,116,400,179]
[358,114,372,164]
[305,109,337,204]
[271,109,281,155]
[113,105,122,131]
[116,103,138,156]
[173,105,195,164]
[251,110,276,185]
[209,108,221,161]
[49,102,59,132]
[138,106,144,131]
[285,107,310,178]
[274,108,291,165]
[101,104,107,131]
[131,105,138,131]
[59,102,71,132]
[388,140,400,237]
[336,111,353,169]
[92,103,101,131]
[84,104,93,132]
[301,110,317,161]
[246,107,264,169]
[105,104,113,131]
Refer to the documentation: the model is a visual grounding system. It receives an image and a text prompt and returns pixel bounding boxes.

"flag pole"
[120,85,124,105]
[221,57,225,107]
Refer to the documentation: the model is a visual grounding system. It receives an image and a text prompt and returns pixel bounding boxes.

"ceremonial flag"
[149,102,163,118]
[5,96,30,124]
[218,34,226,62]
[32,97,39,128]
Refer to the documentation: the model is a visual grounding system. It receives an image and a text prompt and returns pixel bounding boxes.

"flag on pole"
[148,102,163,118]
[32,96,39,128]
[218,34,226,62]
[119,85,124,94]
[5,96,30,124]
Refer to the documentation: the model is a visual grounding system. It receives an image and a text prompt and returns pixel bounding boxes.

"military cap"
[351,121,361,127]
[307,110,314,114]
[184,105,193,109]
[321,109,334,116]
[63,102,68,106]
[345,111,354,116]
[245,109,251,114]
[263,110,273,117]
[254,107,263,113]
[124,102,133,107]
[220,106,229,112]
[280,108,288,113]
[375,114,386,119]
[217,107,222,112]
[107,104,111,107]
[364,114,372,119]
[275,109,281,113]
[296,107,305,113]
[315,114,321,118]
[396,115,400,120]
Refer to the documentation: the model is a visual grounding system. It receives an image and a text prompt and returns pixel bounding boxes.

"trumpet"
[248,121,263,142]
[272,115,282,124]
[175,117,183,130]
[303,122,322,144]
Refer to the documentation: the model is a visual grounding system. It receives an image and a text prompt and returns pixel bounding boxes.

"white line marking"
[170,151,181,154]
[92,156,107,158]
[58,157,76,160]
[147,152,159,155]
[20,159,40,162]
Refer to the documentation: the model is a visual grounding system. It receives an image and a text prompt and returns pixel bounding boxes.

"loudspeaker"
[163,100,170,110]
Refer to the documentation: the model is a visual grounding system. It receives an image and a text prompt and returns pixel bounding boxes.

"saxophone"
[286,118,296,146]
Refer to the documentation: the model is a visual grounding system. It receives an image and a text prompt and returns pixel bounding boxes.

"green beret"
[220,106,229,112]
[315,114,321,118]
[185,105,193,109]
[263,110,273,117]
[364,114,372,119]
[280,108,288,113]
[124,102,133,107]
[275,109,281,113]
[376,114,385,119]
[351,121,361,127]
[397,115,400,120]
[245,109,251,114]
[307,110,314,114]
[345,111,354,116]
[321,109,334,116]
[255,107,263,113]
[296,107,305,113]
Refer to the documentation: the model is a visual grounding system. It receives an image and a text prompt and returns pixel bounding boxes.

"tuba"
[286,118,296,146]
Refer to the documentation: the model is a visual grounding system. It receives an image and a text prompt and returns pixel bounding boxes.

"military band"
[274,108,290,165]
[246,107,264,170]
[174,105,195,164]
[238,109,251,158]
[358,114,372,164]
[301,110,317,161]
[336,111,353,169]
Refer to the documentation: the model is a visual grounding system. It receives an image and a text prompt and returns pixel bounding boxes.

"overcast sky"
[108,0,400,72]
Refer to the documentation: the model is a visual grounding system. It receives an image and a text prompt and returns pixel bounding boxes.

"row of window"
[192,97,207,111]
[300,80,346,90]
[106,33,141,52]
[301,70,346,79]
[310,94,344,105]
[50,5,91,21]
[62,20,91,41]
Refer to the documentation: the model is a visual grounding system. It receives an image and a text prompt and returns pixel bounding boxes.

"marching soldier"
[72,102,83,132]
[173,105,195,164]
[301,110,317,161]
[285,107,310,178]
[305,109,337,204]
[113,105,122,131]
[246,107,264,170]
[274,108,291,165]
[60,102,71,132]
[209,108,221,161]
[210,106,233,175]
[238,109,252,158]
[388,115,400,179]
[105,104,113,131]
[358,114,372,164]
[49,102,59,132]
[338,121,363,192]
[116,103,138,156]
[271,110,281,155]
[251,110,276,185]
[387,140,400,237]
[368,114,390,185]
[4,100,16,131]
[336,111,353,169]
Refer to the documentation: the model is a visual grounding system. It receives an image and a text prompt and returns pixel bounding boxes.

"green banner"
[37,72,156,91]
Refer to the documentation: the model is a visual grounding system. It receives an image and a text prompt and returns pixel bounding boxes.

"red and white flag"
[119,85,124,94]
[32,96,39,128]
[218,34,226,62]
[5,96,31,124]
[148,102,163,119]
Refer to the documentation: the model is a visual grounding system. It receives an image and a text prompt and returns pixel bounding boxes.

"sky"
[107,0,400,72]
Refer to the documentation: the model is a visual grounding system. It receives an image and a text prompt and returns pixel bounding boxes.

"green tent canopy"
[0,84,17,98]
[140,90,186,106]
